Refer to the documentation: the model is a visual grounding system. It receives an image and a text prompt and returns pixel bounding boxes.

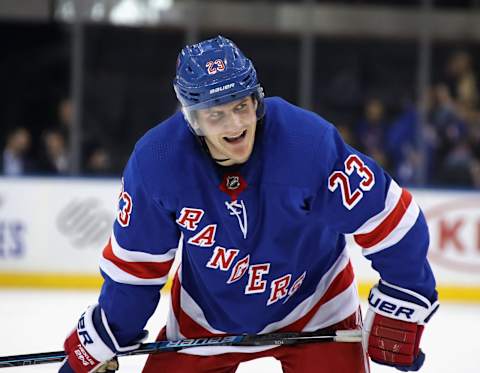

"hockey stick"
[0,329,361,368]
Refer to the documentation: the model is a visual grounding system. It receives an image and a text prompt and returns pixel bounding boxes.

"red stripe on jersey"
[278,261,355,333]
[102,239,173,279]
[354,188,413,249]
[171,271,223,339]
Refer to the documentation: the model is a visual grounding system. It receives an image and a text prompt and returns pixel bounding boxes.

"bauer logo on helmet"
[210,83,235,95]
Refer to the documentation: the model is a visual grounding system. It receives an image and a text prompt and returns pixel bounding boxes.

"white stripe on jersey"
[111,230,177,262]
[359,199,419,256]
[99,256,169,285]
[166,264,184,341]
[353,181,402,235]
[351,180,420,256]
[303,279,359,331]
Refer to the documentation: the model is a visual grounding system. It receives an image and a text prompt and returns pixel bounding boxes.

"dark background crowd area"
[1,17,480,188]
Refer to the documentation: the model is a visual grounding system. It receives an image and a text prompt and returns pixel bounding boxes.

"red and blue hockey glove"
[363,280,438,371]
[59,304,146,373]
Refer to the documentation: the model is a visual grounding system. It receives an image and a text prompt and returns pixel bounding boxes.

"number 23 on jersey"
[328,154,375,210]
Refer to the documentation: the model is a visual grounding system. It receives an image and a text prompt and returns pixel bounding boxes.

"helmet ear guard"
[253,86,265,120]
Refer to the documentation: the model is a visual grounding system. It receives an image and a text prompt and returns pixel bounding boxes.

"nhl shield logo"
[219,173,247,201]
[226,176,240,190]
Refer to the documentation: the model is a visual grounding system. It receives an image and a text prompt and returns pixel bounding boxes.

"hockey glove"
[363,280,438,371]
[59,304,146,373]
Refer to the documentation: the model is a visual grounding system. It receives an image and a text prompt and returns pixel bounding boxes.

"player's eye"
[207,111,224,123]
[234,102,247,112]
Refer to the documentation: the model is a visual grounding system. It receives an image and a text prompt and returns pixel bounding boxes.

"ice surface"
[0,289,478,372]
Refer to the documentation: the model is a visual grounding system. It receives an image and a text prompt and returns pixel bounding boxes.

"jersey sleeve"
[98,150,181,345]
[316,124,437,302]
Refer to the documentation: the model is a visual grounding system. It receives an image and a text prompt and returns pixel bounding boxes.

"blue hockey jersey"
[98,97,437,354]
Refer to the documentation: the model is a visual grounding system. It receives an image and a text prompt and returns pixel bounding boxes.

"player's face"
[196,97,258,166]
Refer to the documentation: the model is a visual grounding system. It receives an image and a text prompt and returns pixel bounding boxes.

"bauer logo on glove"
[369,291,416,320]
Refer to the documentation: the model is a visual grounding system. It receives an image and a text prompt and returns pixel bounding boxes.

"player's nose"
[226,113,244,132]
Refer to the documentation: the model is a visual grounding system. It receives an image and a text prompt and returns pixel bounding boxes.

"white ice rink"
[0,289,479,372]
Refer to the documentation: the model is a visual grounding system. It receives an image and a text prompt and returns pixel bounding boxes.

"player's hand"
[363,281,438,371]
[58,304,144,373]
[95,358,119,372]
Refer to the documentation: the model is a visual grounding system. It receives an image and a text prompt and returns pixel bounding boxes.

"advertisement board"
[0,177,478,301]
[0,177,117,287]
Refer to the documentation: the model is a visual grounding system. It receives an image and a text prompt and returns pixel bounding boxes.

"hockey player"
[60,36,438,373]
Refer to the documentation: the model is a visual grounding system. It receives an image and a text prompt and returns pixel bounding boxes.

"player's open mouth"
[224,130,247,144]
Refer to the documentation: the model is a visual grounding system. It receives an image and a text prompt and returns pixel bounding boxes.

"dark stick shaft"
[0,330,361,368]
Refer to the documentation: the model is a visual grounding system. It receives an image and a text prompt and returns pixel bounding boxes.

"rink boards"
[0,177,479,302]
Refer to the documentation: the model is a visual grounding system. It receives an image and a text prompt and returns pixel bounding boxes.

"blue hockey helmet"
[173,35,264,134]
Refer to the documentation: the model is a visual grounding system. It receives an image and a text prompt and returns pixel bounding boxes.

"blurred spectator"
[444,50,479,110]
[38,129,70,175]
[354,98,389,167]
[427,84,460,160]
[427,83,477,186]
[85,145,113,175]
[57,96,73,137]
[1,127,35,176]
